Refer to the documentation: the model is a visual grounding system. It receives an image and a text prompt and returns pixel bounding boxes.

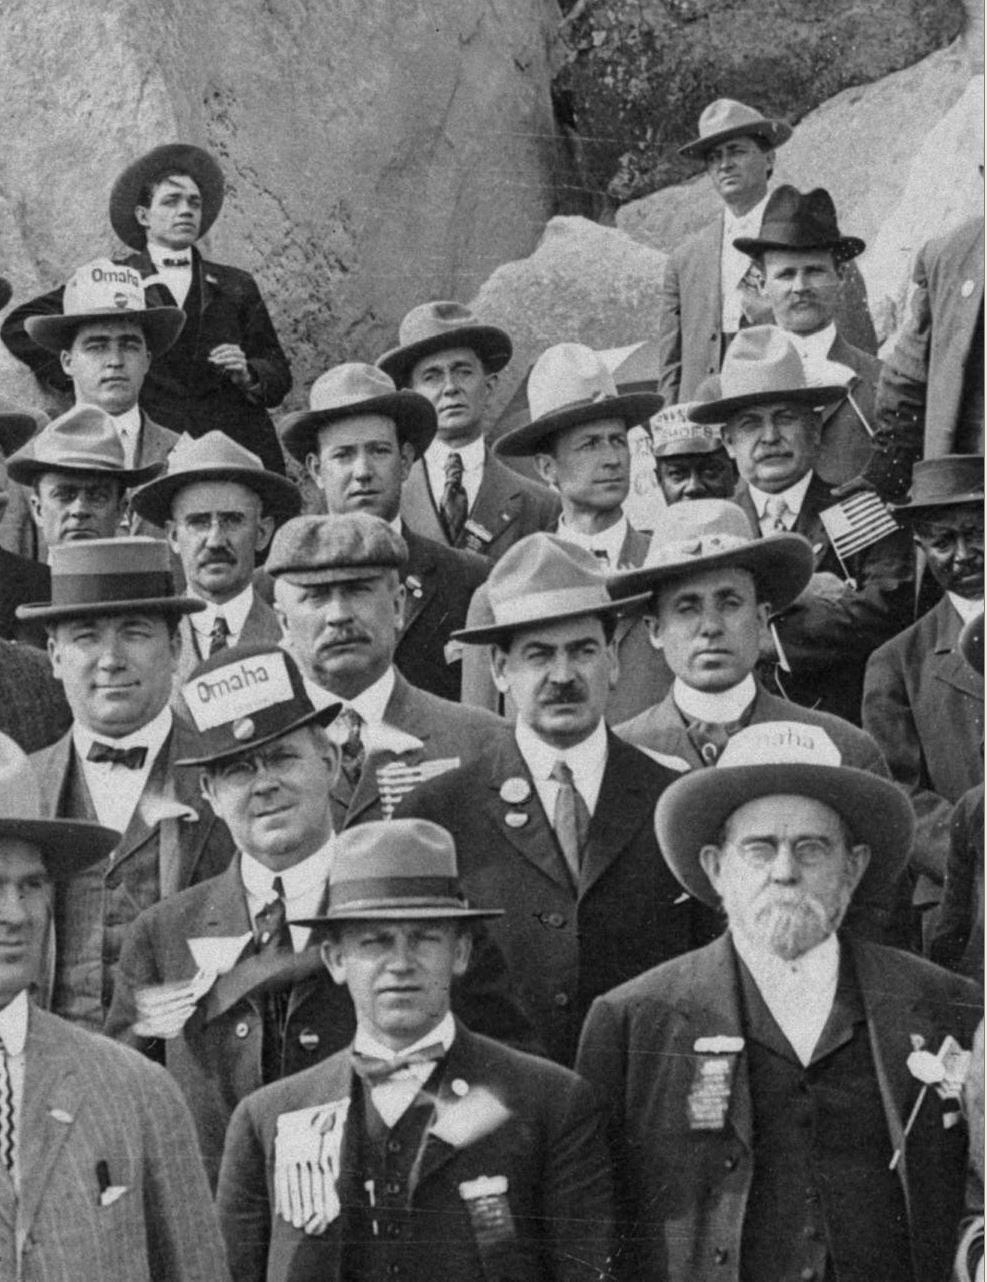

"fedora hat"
[175,643,340,767]
[494,343,663,457]
[267,512,408,586]
[733,185,865,263]
[130,430,302,528]
[6,404,164,488]
[109,143,225,250]
[608,498,813,610]
[0,732,119,879]
[655,720,913,907]
[280,364,436,465]
[679,98,792,161]
[17,536,204,625]
[889,455,985,518]
[0,395,44,458]
[453,532,650,645]
[299,819,502,925]
[25,258,185,356]
[689,326,845,424]
[377,301,513,387]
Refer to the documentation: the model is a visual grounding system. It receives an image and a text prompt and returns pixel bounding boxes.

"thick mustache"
[540,684,584,704]
[320,628,371,646]
[199,551,236,564]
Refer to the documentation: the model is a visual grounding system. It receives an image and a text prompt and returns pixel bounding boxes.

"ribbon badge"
[275,1100,351,1234]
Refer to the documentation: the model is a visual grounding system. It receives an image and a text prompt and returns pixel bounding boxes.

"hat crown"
[650,403,722,455]
[49,535,169,580]
[641,498,757,568]
[25,404,127,473]
[331,819,463,900]
[267,512,408,581]
[62,258,149,319]
[716,721,843,770]
[182,643,322,751]
[164,430,265,477]
[0,734,43,824]
[527,343,619,424]
[698,98,772,140]
[904,454,985,508]
[717,326,810,403]
[485,533,610,623]
[307,364,401,417]
[397,300,482,348]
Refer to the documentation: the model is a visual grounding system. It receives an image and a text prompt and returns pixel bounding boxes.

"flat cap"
[266,512,409,585]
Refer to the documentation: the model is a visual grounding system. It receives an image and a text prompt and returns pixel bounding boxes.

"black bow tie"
[161,257,191,268]
[350,1043,445,1086]
[87,741,148,769]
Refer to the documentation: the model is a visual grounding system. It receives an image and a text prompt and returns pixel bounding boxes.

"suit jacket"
[173,589,283,695]
[576,933,983,1282]
[863,596,985,893]
[737,471,915,724]
[815,331,881,486]
[0,640,71,754]
[401,447,560,561]
[0,1003,229,1281]
[931,784,985,985]
[217,1022,613,1282]
[0,548,50,647]
[396,526,489,702]
[655,213,877,404]
[395,728,719,1065]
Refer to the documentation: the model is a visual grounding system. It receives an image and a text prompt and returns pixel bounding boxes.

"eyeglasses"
[728,839,840,869]
[212,745,302,786]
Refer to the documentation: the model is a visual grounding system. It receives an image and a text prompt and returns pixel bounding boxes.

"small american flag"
[819,492,900,562]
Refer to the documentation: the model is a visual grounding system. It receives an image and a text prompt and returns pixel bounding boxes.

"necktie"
[254,876,292,953]
[0,1040,14,1176]
[350,1042,445,1086]
[440,452,468,544]
[87,741,148,769]
[337,707,366,791]
[256,877,292,1083]
[208,612,230,657]
[687,720,733,766]
[763,495,790,533]
[591,548,610,567]
[550,760,590,882]
[161,257,191,268]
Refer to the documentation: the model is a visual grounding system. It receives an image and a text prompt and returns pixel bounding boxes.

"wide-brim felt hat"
[7,403,164,488]
[889,454,985,518]
[655,721,914,907]
[689,325,845,424]
[377,300,513,386]
[733,185,865,263]
[679,98,792,160]
[280,364,436,464]
[0,396,44,458]
[130,430,302,527]
[110,143,225,250]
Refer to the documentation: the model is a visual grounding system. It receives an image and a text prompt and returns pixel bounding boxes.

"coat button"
[800,1270,817,1281]
[553,992,570,1008]
[234,1021,250,1039]
[386,1139,402,1154]
[723,1155,738,1171]
[714,1248,729,1264]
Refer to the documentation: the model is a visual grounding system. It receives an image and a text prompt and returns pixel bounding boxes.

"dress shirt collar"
[672,674,757,725]
[147,243,192,269]
[190,582,256,640]
[0,991,29,1058]
[240,836,334,907]
[304,664,396,728]
[748,468,814,523]
[73,704,173,764]
[514,716,608,786]
[788,322,837,365]
[723,191,771,238]
[110,404,142,435]
[426,436,485,473]
[353,1010,456,1062]
[948,593,984,626]
[557,513,629,568]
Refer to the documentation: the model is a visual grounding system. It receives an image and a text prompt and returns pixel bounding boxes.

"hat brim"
[25,306,186,357]
[653,436,727,459]
[0,413,39,458]
[298,903,505,926]
[280,392,436,464]
[109,144,225,250]
[494,392,664,458]
[889,490,985,518]
[733,233,865,263]
[607,531,814,614]
[655,762,913,908]
[452,591,653,646]
[689,384,845,424]
[679,118,793,160]
[377,325,513,386]
[17,594,206,624]
[7,454,165,488]
[130,466,302,528]
[0,816,120,879]
[0,279,10,311]
[174,700,341,768]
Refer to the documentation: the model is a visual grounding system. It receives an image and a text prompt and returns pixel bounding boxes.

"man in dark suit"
[2,144,291,474]
[217,817,614,1282]
[577,721,982,1282]
[380,300,559,560]
[0,732,230,1280]
[397,533,719,1065]
[19,537,235,1032]
[281,361,489,701]
[693,325,913,723]
[0,405,50,644]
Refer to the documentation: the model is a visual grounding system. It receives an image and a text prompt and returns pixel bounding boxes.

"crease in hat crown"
[679,98,792,159]
[377,300,513,384]
[267,512,409,585]
[6,404,164,486]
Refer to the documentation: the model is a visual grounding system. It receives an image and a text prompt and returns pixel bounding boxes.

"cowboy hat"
[679,98,792,161]
[109,143,225,250]
[377,301,512,386]
[7,404,164,488]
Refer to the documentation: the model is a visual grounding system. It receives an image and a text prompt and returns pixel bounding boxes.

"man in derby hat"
[17,537,235,1032]
[130,429,301,690]
[577,721,982,1282]
[863,455,984,946]
[734,185,881,485]
[3,144,291,475]
[380,300,559,560]
[281,363,489,702]
[217,817,614,1282]
[696,325,913,724]
[461,342,673,724]
[397,532,719,1066]
[649,395,736,507]
[0,732,230,1280]
[656,98,876,407]
[268,511,504,833]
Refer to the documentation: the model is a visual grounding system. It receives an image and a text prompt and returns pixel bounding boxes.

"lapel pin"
[405,575,424,599]
[962,279,975,298]
[451,1078,469,1097]
[49,1108,73,1124]
[505,811,528,828]
[499,777,531,805]
[694,1036,745,1054]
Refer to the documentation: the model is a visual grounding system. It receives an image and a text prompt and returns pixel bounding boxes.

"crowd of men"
[0,98,980,1280]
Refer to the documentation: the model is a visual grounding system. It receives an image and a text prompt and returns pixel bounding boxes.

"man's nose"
[682,470,706,497]
[0,885,29,924]
[769,843,801,882]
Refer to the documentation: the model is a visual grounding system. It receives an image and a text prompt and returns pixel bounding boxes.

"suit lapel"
[579,733,653,895]
[931,599,984,699]
[630,695,704,770]
[463,453,521,550]
[480,737,572,890]
[401,463,447,546]
[399,529,438,637]
[793,474,831,568]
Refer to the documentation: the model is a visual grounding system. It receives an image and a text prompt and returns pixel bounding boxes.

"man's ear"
[845,844,872,896]
[451,929,473,978]
[399,442,416,484]
[491,645,511,695]
[254,513,276,553]
[644,613,663,651]
[533,452,558,491]
[698,844,725,899]
[134,205,151,230]
[322,937,347,986]
[305,452,322,487]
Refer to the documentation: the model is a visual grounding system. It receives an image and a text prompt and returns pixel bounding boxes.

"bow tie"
[86,741,148,769]
[161,257,191,268]
[350,1042,445,1086]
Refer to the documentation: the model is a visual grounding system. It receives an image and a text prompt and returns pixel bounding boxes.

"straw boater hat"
[376,300,513,387]
[109,143,225,251]
[175,642,340,768]
[655,721,914,908]
[452,532,650,646]
[266,512,408,586]
[280,364,436,465]
[888,454,985,519]
[493,343,663,457]
[678,98,792,161]
[6,404,164,488]
[733,185,865,263]
[688,326,846,425]
[607,498,813,610]
[299,819,503,925]
[0,732,119,878]
[25,258,185,356]
[130,430,302,528]
[16,537,205,625]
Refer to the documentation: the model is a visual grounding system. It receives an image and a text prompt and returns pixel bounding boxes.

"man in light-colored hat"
[864,455,984,947]
[696,324,913,724]
[130,430,301,689]
[217,817,614,1282]
[577,721,982,1282]
[379,300,559,560]
[17,537,235,1032]
[649,396,736,506]
[397,532,720,1066]
[0,732,231,1280]
[268,511,504,833]
[281,362,489,702]
[462,341,673,723]
[2,145,291,475]
[656,98,876,406]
